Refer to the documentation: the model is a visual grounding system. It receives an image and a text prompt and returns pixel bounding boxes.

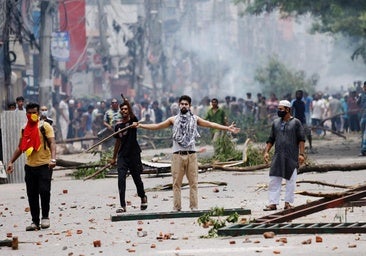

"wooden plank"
[111,208,251,222]
[257,190,366,224]
[254,186,366,224]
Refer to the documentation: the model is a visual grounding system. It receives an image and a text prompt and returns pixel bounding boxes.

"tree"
[254,55,317,98]
[234,0,366,63]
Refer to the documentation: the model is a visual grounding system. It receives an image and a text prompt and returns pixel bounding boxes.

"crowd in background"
[6,81,366,145]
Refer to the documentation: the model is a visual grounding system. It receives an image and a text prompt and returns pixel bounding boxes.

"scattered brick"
[315,236,323,243]
[301,238,312,245]
[263,231,275,239]
[93,240,101,247]
[277,237,287,243]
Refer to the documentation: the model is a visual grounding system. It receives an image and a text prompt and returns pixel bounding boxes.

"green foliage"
[254,55,317,98]
[213,133,242,161]
[72,149,114,179]
[245,144,268,166]
[197,207,239,238]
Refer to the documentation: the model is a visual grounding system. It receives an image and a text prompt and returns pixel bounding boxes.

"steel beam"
[111,208,251,222]
[218,222,366,236]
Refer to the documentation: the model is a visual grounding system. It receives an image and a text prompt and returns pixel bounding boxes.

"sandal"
[284,203,293,210]
[116,207,126,213]
[263,204,277,211]
[140,196,148,210]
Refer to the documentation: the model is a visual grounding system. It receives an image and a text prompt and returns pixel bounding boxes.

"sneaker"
[116,207,126,213]
[41,218,50,229]
[140,196,148,210]
[26,223,40,231]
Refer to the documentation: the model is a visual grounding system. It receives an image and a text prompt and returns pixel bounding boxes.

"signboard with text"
[51,31,70,62]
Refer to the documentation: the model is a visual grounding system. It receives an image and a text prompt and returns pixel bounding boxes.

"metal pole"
[1,0,12,111]
[39,1,53,106]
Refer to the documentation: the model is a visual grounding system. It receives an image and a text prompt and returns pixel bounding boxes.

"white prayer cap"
[69,99,75,104]
[278,100,291,108]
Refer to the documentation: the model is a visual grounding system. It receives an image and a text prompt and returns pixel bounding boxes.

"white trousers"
[268,169,297,205]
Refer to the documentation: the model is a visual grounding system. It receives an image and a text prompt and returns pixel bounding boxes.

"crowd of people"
[5,81,366,231]
[7,81,366,150]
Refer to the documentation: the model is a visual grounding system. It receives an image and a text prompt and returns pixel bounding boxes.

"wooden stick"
[84,125,132,152]
[83,163,112,181]
[296,180,352,189]
[295,190,355,198]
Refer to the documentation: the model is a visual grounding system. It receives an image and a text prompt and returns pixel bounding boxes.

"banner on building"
[51,31,70,61]
[59,0,87,71]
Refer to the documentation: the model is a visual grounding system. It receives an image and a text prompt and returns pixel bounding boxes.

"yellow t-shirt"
[24,121,55,167]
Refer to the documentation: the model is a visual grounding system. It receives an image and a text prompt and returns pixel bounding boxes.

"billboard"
[51,31,70,62]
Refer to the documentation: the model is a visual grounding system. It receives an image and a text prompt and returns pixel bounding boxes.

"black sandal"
[284,203,293,210]
[116,207,126,213]
[263,204,277,211]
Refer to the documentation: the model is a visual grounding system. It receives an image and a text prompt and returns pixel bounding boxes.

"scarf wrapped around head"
[172,111,200,148]
[20,120,41,157]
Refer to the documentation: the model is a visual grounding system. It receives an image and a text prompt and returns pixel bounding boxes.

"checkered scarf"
[172,111,200,148]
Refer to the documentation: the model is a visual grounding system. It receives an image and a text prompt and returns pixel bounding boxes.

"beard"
[180,108,189,114]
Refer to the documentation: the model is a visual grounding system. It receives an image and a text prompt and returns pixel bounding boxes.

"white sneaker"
[41,218,50,229]
[26,223,39,231]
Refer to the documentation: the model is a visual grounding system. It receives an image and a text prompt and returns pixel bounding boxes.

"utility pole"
[145,0,162,100]
[97,0,111,99]
[1,0,12,111]
[39,1,54,107]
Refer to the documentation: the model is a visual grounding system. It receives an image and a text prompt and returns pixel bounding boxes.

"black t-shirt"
[114,116,141,156]
[292,99,306,124]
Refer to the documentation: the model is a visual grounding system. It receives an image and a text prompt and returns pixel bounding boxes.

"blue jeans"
[360,118,366,153]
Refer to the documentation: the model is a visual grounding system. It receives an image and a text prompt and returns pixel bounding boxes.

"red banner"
[59,0,87,71]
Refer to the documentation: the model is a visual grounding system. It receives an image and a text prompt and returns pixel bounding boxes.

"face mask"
[27,113,39,122]
[277,110,287,118]
[41,111,48,117]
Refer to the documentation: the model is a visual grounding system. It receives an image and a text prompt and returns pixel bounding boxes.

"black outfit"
[267,117,305,180]
[291,99,306,124]
[25,164,53,226]
[154,107,164,123]
[114,117,145,208]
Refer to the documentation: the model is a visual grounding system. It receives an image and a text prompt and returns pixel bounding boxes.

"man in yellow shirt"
[6,102,56,231]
